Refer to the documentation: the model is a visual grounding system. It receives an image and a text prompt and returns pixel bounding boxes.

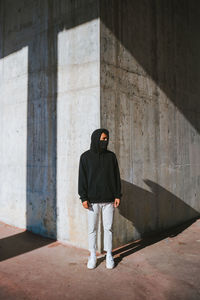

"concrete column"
[100,0,200,249]
[57,17,100,249]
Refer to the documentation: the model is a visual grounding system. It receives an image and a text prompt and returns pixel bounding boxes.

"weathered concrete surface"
[100,1,200,251]
[0,45,28,229]
[0,0,58,239]
[57,17,100,249]
[1,0,200,255]
[0,0,100,250]
[0,217,200,300]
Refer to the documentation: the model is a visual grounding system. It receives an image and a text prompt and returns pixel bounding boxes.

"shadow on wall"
[100,0,200,133]
[99,0,200,249]
[113,179,199,248]
[111,213,198,268]
[0,0,98,241]
[1,0,200,250]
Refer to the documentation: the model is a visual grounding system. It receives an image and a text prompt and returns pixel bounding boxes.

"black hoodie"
[78,128,122,203]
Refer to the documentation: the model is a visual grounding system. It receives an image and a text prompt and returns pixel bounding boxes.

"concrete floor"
[0,217,200,300]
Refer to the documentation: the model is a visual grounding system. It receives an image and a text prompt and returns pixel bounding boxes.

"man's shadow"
[98,179,199,267]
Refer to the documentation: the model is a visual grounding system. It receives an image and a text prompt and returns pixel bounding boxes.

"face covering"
[99,140,108,151]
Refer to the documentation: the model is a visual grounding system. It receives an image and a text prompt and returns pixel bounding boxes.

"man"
[78,128,122,269]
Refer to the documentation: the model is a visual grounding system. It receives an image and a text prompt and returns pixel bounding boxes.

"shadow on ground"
[100,216,199,268]
[0,230,55,262]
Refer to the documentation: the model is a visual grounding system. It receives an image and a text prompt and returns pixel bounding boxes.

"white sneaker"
[87,255,97,269]
[106,254,115,269]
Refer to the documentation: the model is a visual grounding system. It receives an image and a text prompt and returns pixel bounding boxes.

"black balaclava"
[90,128,109,154]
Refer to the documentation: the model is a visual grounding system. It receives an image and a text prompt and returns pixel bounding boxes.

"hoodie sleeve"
[114,155,122,199]
[78,154,88,203]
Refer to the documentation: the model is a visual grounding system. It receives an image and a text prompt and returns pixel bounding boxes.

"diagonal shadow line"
[0,231,55,262]
[102,179,200,254]
[100,0,200,134]
[0,0,200,252]
[97,216,199,267]
[0,0,99,241]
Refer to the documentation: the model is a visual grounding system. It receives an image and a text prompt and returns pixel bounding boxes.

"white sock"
[106,250,112,257]
[90,250,96,257]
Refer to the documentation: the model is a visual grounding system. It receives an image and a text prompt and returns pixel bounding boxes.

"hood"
[90,128,109,153]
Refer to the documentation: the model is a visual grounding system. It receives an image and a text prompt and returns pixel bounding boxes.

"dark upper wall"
[100,0,200,134]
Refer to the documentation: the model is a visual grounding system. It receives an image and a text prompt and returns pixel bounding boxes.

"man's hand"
[82,200,90,209]
[114,198,120,208]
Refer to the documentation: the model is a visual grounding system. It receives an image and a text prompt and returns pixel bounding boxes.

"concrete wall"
[0,45,28,228]
[100,0,200,249]
[0,0,58,239]
[0,0,100,251]
[57,18,100,248]
[0,0,200,254]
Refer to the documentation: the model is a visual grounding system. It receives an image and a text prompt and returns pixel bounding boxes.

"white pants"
[88,202,114,252]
